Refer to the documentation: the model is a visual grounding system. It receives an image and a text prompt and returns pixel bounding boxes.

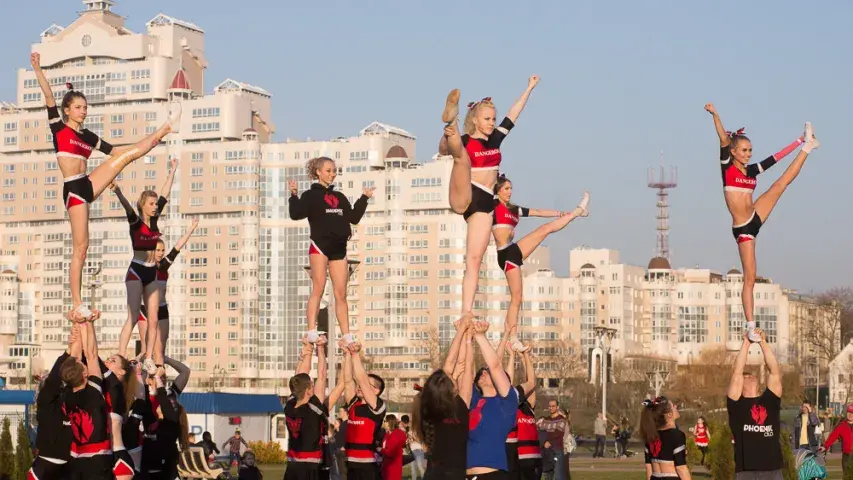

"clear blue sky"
[2,0,850,293]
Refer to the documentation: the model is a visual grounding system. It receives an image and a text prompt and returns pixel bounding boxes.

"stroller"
[795,448,827,480]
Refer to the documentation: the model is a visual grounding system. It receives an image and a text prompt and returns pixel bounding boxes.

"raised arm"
[154,368,180,422]
[346,187,374,225]
[757,328,782,397]
[496,324,515,364]
[505,349,517,383]
[314,336,328,403]
[349,343,380,410]
[287,180,309,220]
[164,356,191,393]
[457,329,475,407]
[505,76,540,124]
[81,318,102,379]
[342,343,356,404]
[173,218,199,252]
[704,102,730,148]
[526,207,563,218]
[326,346,347,410]
[442,314,472,376]
[473,321,512,397]
[30,53,56,108]
[110,183,137,220]
[727,335,751,401]
[159,159,178,201]
[520,349,537,407]
[295,336,314,375]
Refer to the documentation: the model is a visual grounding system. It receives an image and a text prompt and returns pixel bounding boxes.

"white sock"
[342,333,355,345]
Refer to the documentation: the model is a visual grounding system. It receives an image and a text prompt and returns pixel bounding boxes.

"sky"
[1,0,850,293]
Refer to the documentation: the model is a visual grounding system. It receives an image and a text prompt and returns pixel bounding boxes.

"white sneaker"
[74,304,93,320]
[306,330,326,344]
[144,358,157,375]
[168,102,182,134]
[802,122,819,153]
[575,191,590,217]
[342,333,356,346]
[511,340,529,353]
[746,322,761,343]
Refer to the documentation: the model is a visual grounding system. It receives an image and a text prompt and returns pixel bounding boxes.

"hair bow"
[725,127,746,137]
[65,82,74,91]
[467,97,493,110]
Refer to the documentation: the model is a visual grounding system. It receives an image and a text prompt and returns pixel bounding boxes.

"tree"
[553,339,585,398]
[0,417,13,478]
[708,422,734,480]
[417,326,441,371]
[779,428,797,480]
[13,421,33,480]
[817,287,853,354]
[671,347,734,411]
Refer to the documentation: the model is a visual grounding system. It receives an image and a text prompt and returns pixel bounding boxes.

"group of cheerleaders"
[285,76,820,480]
[24,39,820,480]
[28,51,199,480]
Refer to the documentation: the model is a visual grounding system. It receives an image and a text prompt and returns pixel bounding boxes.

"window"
[131,84,150,94]
[191,182,203,192]
[145,112,157,122]
[23,93,42,103]
[192,122,220,133]
[110,129,124,138]
[4,122,17,132]
[192,108,221,118]
[110,114,124,124]
[4,137,17,146]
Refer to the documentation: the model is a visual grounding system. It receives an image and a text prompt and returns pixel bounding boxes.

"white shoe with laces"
[306,329,326,344]
[802,122,819,153]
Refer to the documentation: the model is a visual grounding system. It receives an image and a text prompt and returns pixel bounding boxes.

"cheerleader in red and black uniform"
[705,102,818,342]
[288,157,374,345]
[493,175,589,349]
[438,77,539,316]
[110,160,177,372]
[99,354,140,480]
[59,316,114,480]
[692,416,710,466]
[504,344,541,480]
[140,367,190,480]
[29,53,181,322]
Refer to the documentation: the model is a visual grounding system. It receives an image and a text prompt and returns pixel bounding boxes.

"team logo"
[63,405,95,444]
[469,399,487,431]
[750,404,768,425]
[324,194,339,209]
[287,417,303,439]
[649,437,662,457]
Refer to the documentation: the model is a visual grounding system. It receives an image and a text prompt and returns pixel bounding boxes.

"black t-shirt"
[63,376,111,457]
[728,388,782,472]
[427,395,469,471]
[644,427,687,468]
[36,353,73,461]
[284,395,329,463]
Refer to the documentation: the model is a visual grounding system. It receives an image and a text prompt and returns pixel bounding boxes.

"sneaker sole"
[442,89,460,124]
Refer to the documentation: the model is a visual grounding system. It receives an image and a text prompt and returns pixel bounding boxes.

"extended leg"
[67,205,90,318]
[461,213,493,314]
[307,253,329,342]
[737,240,758,342]
[516,192,589,259]
[142,286,161,370]
[329,260,352,341]
[119,281,144,356]
[754,122,818,222]
[504,268,523,346]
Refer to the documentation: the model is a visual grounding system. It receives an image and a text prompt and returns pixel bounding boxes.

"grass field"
[246,451,846,479]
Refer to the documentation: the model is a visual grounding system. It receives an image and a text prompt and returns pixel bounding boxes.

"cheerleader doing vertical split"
[30,53,182,322]
[439,76,539,316]
[493,175,589,350]
[288,157,375,345]
[705,103,818,341]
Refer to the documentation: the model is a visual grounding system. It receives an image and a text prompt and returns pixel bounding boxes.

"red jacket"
[380,428,407,480]
[823,421,853,454]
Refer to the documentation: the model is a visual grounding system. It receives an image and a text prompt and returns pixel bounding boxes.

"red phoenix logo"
[751,404,768,425]
[469,399,487,431]
[324,194,339,208]
[63,405,95,444]
[287,417,303,439]
[649,437,662,457]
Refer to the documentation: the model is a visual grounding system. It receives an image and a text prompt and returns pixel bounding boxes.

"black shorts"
[423,466,466,480]
[28,456,68,480]
[126,261,157,286]
[497,243,523,272]
[284,462,321,480]
[346,463,380,480]
[505,442,519,478]
[732,211,763,244]
[309,239,347,261]
[63,174,94,211]
[465,471,509,480]
[69,454,114,480]
[113,449,135,477]
[141,304,169,322]
[463,182,496,220]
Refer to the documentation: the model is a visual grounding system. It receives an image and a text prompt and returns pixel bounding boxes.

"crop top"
[48,105,113,160]
[493,202,529,230]
[126,196,168,251]
[462,117,515,171]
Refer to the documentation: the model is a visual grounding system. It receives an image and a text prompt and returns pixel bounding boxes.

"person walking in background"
[380,415,406,480]
[400,415,425,480]
[593,413,607,458]
[539,400,568,480]
[793,401,820,453]
[820,404,853,476]
[222,429,250,466]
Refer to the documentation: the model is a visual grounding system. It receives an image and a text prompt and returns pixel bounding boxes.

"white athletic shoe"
[575,191,590,217]
[511,340,529,353]
[342,333,356,346]
[74,304,93,321]
[802,122,819,153]
[306,329,326,344]
[168,102,182,134]
[746,321,761,343]
[144,358,158,375]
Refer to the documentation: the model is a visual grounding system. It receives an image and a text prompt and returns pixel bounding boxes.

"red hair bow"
[725,127,746,137]
[467,97,493,110]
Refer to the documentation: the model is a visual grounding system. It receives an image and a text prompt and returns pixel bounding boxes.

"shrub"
[708,423,734,480]
[247,440,286,464]
[685,435,703,468]
[13,421,33,480]
[779,428,797,480]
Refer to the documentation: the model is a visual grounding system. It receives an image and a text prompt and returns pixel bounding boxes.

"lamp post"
[302,260,361,393]
[645,370,670,398]
[594,326,617,418]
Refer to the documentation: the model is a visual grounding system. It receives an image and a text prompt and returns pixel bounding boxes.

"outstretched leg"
[504,268,523,345]
[89,104,181,197]
[119,281,144,356]
[142,286,161,370]
[307,253,329,342]
[67,205,90,317]
[753,123,818,222]
[329,260,352,342]
[516,192,590,259]
[737,240,757,340]
[461,213,493,314]
[442,90,473,215]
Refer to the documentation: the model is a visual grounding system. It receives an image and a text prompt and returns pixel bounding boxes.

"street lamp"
[594,326,617,418]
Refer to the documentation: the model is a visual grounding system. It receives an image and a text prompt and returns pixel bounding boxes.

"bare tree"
[817,287,853,353]
[417,326,442,371]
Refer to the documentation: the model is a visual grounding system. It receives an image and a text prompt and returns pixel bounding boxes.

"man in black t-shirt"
[726,328,783,480]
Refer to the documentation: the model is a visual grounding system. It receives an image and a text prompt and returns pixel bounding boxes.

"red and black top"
[125,196,168,251]
[345,397,387,465]
[462,117,515,171]
[123,398,147,451]
[493,202,529,231]
[516,396,542,464]
[63,375,112,458]
[48,105,113,160]
[284,395,329,464]
[35,353,73,462]
[155,248,181,284]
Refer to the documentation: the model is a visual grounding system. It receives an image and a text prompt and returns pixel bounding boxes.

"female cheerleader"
[60,314,114,480]
[288,157,375,344]
[504,345,541,480]
[439,76,539,315]
[110,160,177,371]
[122,363,146,475]
[692,416,710,466]
[101,354,140,480]
[640,397,691,480]
[30,53,181,321]
[412,315,474,479]
[705,103,818,341]
[141,367,190,480]
[117,217,199,366]
[493,175,589,350]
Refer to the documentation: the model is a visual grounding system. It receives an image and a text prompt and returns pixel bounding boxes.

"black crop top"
[126,196,168,251]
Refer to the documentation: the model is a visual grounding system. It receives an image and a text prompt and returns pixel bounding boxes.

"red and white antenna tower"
[647,152,678,260]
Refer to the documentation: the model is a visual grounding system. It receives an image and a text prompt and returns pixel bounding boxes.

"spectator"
[539,399,568,480]
[593,413,607,458]
[380,414,407,480]
[238,451,262,480]
[820,404,853,476]
[334,409,348,480]
[539,428,556,480]
[198,431,220,461]
[400,414,425,480]
[793,401,820,452]
[222,429,250,466]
